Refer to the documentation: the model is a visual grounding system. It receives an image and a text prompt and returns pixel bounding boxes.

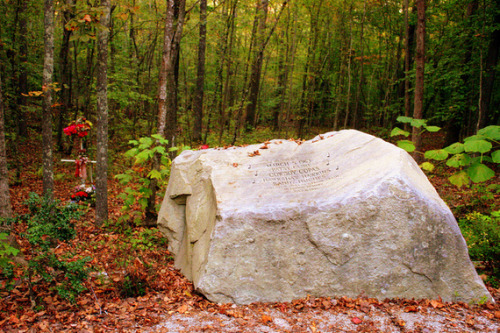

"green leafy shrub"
[17,193,92,303]
[129,228,167,251]
[391,117,499,188]
[114,134,189,226]
[0,232,19,285]
[459,211,500,285]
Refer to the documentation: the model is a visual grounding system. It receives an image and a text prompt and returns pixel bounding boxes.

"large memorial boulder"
[157,130,492,304]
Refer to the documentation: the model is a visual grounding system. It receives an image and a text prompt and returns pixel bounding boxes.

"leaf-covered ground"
[1,133,499,332]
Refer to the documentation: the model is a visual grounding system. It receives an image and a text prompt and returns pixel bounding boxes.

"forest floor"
[1,131,499,332]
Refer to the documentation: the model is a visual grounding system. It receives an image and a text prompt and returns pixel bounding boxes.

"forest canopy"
[0,0,499,149]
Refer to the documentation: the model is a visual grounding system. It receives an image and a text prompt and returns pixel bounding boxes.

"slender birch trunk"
[42,0,55,200]
[95,0,110,226]
[0,73,12,220]
[193,0,207,144]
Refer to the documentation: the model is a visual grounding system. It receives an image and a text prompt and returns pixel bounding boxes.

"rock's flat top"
[158,130,492,304]
[171,130,441,212]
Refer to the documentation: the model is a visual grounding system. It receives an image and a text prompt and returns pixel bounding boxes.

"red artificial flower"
[76,191,88,197]
[200,144,209,150]
[78,131,88,137]
[63,125,78,136]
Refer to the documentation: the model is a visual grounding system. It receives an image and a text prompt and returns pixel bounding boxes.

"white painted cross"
[61,158,97,184]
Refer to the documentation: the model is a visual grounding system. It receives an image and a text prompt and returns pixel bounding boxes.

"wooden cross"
[61,159,97,184]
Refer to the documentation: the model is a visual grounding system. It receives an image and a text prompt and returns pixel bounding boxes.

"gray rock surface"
[157,130,492,304]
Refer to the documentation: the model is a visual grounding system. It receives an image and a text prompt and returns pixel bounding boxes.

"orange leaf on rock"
[430,299,444,308]
[465,317,475,326]
[261,314,272,324]
[177,304,188,314]
[404,305,418,312]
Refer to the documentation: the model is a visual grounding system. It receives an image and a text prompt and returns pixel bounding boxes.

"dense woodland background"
[1,0,499,150]
[0,1,499,328]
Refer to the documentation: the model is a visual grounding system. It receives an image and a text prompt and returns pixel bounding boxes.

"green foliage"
[0,232,19,284]
[29,252,92,303]
[458,211,500,285]
[15,193,92,303]
[392,118,499,188]
[128,228,167,251]
[390,116,442,153]
[118,274,148,298]
[114,135,189,226]
[22,193,82,250]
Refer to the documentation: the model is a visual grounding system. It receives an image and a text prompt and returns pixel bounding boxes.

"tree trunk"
[57,0,75,152]
[343,4,354,129]
[445,0,478,145]
[412,0,426,163]
[0,72,12,220]
[42,0,55,200]
[244,0,268,131]
[403,0,414,132]
[353,0,366,129]
[146,0,186,226]
[477,4,500,131]
[193,0,207,144]
[273,28,287,132]
[95,0,110,227]
[82,39,95,119]
[17,0,28,138]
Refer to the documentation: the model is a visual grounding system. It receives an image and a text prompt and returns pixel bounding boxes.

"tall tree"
[403,0,413,132]
[16,0,29,138]
[42,0,55,200]
[477,2,500,131]
[96,0,111,226]
[0,72,12,220]
[412,0,426,163]
[244,0,269,131]
[146,0,186,225]
[56,0,75,151]
[193,0,207,144]
[353,0,366,129]
[245,0,288,131]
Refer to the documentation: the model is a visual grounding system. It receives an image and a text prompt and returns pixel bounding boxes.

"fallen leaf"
[351,316,362,324]
[232,163,238,167]
[404,305,418,312]
[9,314,19,324]
[494,311,500,319]
[430,300,444,308]
[261,314,272,324]
[177,304,188,314]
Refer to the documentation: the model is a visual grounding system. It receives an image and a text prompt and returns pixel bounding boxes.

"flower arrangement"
[63,117,93,138]
[70,184,95,204]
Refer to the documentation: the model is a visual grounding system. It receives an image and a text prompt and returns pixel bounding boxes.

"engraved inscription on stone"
[246,157,338,192]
